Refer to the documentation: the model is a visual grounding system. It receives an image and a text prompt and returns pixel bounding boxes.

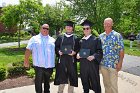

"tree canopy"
[0,0,140,38]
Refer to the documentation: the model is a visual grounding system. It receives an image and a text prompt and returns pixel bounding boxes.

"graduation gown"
[54,34,80,87]
[79,35,103,93]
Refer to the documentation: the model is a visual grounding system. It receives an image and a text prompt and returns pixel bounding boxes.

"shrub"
[26,68,35,78]
[50,71,55,80]
[0,67,6,80]
[7,66,26,77]
[12,62,23,67]
[77,62,80,76]
[75,26,99,38]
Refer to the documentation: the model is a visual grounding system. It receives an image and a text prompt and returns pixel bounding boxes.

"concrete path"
[0,40,28,48]
[122,54,140,76]
[0,71,140,93]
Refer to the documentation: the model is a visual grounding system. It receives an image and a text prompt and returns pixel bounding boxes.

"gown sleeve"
[55,36,62,57]
[93,37,103,64]
[74,37,81,54]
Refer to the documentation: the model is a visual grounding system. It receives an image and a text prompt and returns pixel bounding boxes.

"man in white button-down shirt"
[24,24,55,93]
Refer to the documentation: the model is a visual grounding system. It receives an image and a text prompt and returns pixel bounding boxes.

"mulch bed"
[0,75,34,90]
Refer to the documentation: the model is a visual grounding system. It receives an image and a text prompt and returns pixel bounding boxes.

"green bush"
[7,66,26,77]
[12,61,23,67]
[0,67,6,80]
[12,61,33,68]
[50,71,55,80]
[75,26,99,38]
[77,62,80,76]
[26,68,56,80]
[26,68,35,78]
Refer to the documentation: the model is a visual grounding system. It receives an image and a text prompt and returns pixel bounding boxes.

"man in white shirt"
[24,24,55,93]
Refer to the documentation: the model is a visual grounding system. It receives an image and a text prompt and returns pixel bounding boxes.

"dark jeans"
[84,89,89,93]
[34,66,53,93]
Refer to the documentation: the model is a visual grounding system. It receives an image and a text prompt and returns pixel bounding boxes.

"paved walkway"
[0,71,140,93]
[0,40,28,48]
[122,54,140,76]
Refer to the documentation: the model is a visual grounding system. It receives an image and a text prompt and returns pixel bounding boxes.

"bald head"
[40,24,49,36]
[104,18,113,26]
[104,18,113,34]
[42,24,49,28]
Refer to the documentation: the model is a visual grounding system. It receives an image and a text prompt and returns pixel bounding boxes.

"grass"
[124,40,140,56]
[0,45,26,66]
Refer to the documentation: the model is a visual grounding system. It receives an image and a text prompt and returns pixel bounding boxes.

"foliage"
[74,25,99,38]
[0,0,45,47]
[26,68,55,80]
[0,0,140,38]
[74,26,83,38]
[0,67,6,80]
[67,0,122,33]
[12,61,24,67]
[0,30,31,44]
[26,68,35,78]
[0,5,20,29]
[20,0,45,34]
[67,0,140,37]
[7,66,26,77]
[50,71,55,80]
[43,1,75,35]
[77,62,80,76]
[124,40,140,56]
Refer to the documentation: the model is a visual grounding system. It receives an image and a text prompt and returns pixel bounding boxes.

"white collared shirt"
[82,34,92,40]
[26,33,55,68]
[64,33,73,37]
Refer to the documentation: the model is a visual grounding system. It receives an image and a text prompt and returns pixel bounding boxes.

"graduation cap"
[81,19,93,27]
[64,20,75,27]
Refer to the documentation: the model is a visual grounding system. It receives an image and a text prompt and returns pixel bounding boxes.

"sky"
[0,0,61,7]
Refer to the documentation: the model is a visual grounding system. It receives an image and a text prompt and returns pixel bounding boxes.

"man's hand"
[24,61,30,68]
[59,51,63,56]
[24,49,31,68]
[76,53,81,59]
[116,62,122,72]
[87,56,95,61]
[69,51,76,56]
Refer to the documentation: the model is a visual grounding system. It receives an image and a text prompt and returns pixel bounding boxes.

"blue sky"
[0,0,60,7]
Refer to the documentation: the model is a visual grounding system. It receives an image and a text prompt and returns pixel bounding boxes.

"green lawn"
[0,45,26,66]
[124,40,140,56]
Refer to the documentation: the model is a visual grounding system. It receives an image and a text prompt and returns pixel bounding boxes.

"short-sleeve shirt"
[26,33,55,68]
[99,30,124,68]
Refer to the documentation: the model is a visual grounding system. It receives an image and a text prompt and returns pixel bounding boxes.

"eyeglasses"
[83,27,90,30]
[42,27,49,30]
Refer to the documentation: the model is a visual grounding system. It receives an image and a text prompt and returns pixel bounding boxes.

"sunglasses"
[42,27,49,30]
[83,27,90,30]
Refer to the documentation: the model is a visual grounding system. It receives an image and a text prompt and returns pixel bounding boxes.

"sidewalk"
[0,40,28,48]
[0,71,140,93]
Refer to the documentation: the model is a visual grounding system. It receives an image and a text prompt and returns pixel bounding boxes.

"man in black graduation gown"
[77,19,103,93]
[54,21,79,93]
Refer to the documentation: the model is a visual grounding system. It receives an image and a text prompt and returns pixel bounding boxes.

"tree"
[67,0,123,34]
[0,0,45,48]
[43,1,75,35]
